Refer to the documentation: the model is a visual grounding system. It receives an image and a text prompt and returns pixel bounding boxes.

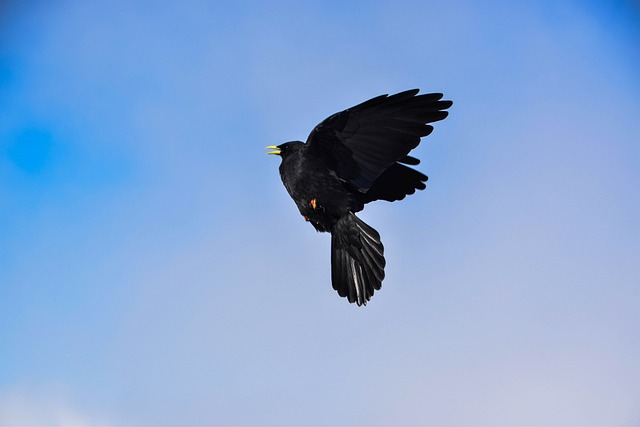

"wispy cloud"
[0,386,108,427]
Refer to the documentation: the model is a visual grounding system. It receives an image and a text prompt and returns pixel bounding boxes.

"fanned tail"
[331,212,385,306]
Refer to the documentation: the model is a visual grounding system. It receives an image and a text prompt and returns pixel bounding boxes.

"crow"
[267,89,452,305]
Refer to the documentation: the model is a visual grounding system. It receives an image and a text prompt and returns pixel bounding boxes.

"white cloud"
[0,386,107,427]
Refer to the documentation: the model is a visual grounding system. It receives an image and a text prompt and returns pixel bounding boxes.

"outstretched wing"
[305,89,452,192]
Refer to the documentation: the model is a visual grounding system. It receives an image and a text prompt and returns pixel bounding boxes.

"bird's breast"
[279,155,359,231]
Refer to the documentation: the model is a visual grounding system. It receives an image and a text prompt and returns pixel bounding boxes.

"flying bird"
[267,89,452,305]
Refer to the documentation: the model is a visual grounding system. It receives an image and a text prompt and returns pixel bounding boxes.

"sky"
[1,0,639,425]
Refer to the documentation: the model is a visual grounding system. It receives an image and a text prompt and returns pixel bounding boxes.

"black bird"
[267,89,452,306]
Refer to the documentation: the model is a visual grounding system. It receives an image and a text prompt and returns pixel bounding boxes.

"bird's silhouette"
[267,89,452,305]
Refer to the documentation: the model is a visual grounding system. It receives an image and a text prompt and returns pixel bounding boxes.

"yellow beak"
[265,145,281,155]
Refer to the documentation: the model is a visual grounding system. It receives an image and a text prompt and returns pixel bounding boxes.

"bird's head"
[265,141,304,158]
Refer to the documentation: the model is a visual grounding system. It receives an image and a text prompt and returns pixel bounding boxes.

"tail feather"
[331,212,385,306]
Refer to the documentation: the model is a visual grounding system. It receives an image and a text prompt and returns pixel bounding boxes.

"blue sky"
[1,1,639,425]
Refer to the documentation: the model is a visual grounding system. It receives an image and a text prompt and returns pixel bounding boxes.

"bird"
[266,89,452,306]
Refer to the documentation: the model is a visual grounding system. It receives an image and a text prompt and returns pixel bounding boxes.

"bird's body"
[268,89,452,305]
[277,141,362,232]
